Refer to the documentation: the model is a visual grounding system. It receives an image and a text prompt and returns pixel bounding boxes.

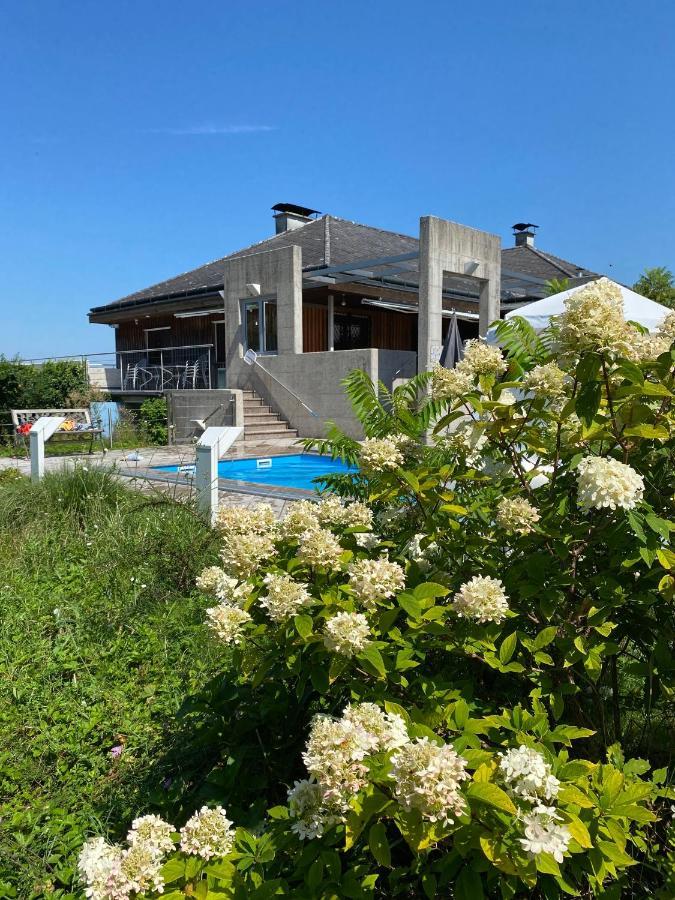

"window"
[334,313,371,351]
[243,299,277,353]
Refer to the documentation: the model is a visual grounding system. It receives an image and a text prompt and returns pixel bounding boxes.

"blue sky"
[1,0,674,358]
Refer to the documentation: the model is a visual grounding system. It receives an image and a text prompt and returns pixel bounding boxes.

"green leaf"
[205,860,235,882]
[161,857,186,885]
[412,582,450,600]
[455,866,484,900]
[294,614,313,639]
[565,815,592,849]
[358,645,386,678]
[532,626,558,651]
[368,822,391,867]
[306,859,324,892]
[623,423,668,440]
[575,381,602,427]
[576,352,602,383]
[398,593,423,619]
[453,699,470,729]
[498,631,518,665]
[467,780,517,814]
[535,852,561,875]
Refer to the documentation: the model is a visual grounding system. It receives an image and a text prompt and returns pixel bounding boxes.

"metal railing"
[116,344,213,393]
[17,345,214,393]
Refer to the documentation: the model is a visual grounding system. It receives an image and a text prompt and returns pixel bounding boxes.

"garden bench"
[11,408,104,454]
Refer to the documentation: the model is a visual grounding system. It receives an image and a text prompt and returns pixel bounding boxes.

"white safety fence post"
[29,416,66,483]
[195,426,243,525]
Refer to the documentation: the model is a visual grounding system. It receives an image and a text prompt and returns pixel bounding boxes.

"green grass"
[0,468,224,898]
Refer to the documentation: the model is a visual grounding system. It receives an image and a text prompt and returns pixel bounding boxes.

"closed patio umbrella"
[439,311,464,368]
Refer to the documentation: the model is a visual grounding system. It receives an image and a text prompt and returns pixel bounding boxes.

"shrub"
[77,281,675,897]
[138,398,168,445]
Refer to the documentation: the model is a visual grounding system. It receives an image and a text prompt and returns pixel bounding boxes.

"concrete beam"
[417,217,501,372]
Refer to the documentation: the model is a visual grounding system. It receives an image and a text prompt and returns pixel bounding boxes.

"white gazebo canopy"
[503,279,671,333]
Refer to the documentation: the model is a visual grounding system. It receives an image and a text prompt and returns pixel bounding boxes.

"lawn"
[0,468,225,898]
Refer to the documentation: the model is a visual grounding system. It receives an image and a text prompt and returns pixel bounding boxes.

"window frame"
[242,298,278,355]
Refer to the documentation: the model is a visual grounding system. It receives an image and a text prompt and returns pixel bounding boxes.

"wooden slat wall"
[303,306,328,353]
[116,314,220,352]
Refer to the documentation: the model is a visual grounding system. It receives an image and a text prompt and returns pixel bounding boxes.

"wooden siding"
[115,314,221,353]
[303,305,328,352]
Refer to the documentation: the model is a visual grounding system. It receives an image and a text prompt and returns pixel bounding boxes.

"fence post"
[195,426,243,525]
[29,416,65,482]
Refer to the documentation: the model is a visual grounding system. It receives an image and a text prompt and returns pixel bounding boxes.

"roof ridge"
[526,245,579,277]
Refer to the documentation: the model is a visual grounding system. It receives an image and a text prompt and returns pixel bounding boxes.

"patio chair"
[180,355,209,389]
[123,358,152,390]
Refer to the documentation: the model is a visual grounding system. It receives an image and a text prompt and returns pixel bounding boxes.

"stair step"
[245,415,281,425]
[245,425,298,437]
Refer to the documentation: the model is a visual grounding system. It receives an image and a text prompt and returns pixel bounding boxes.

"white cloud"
[145,124,276,136]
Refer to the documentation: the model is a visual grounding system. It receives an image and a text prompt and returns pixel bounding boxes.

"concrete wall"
[243,349,416,439]
[166,389,243,444]
[418,217,501,372]
[223,244,303,390]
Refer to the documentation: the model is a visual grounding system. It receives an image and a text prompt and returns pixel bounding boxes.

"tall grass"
[0,468,225,898]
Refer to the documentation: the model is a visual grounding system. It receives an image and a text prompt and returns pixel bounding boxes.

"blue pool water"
[153,453,357,491]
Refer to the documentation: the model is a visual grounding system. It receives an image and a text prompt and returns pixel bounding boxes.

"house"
[88,205,597,438]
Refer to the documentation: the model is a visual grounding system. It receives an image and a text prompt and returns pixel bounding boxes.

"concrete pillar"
[418,217,445,372]
[327,294,335,351]
[276,244,303,355]
[417,217,501,372]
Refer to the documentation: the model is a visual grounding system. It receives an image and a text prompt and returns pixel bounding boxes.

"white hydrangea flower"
[331,500,374,529]
[658,310,675,343]
[576,456,644,511]
[390,737,469,825]
[623,328,670,362]
[554,277,634,356]
[342,703,409,752]
[220,531,277,578]
[205,604,251,644]
[520,805,571,863]
[215,503,276,536]
[347,557,405,609]
[78,837,125,900]
[444,422,487,467]
[499,745,560,802]
[496,389,517,406]
[431,365,475,400]
[287,778,340,840]
[78,835,166,900]
[406,533,437,571]
[323,611,371,657]
[196,567,249,605]
[302,714,373,805]
[179,806,235,860]
[452,575,509,623]
[297,527,344,568]
[355,532,381,550]
[496,497,540,534]
[127,814,174,854]
[258,572,311,622]
[359,437,404,472]
[522,362,568,399]
[117,842,166,897]
[279,501,321,540]
[459,340,507,377]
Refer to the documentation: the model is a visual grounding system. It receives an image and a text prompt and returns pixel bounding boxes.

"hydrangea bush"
[79,279,675,898]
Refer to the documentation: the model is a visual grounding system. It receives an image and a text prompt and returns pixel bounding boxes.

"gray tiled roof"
[90,215,596,312]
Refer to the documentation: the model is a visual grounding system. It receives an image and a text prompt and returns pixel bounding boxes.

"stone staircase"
[242,389,298,445]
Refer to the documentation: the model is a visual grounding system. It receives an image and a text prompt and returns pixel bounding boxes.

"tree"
[633,266,675,309]
[544,277,570,296]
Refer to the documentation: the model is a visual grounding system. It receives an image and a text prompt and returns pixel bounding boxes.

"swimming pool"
[152,453,357,491]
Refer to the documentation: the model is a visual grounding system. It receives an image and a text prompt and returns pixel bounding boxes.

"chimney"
[512,222,539,248]
[272,202,320,234]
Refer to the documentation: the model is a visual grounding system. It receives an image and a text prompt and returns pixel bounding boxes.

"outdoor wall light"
[246,283,262,296]
[464,259,480,275]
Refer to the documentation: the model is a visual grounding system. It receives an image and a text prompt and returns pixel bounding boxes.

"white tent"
[502,279,671,333]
